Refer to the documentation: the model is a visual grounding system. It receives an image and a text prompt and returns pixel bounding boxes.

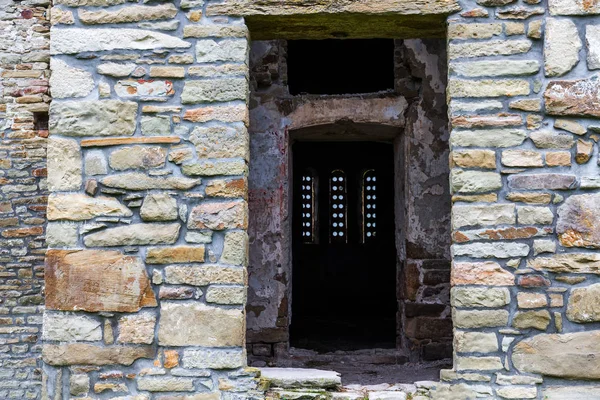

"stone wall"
[443,0,600,397]
[43,0,256,398]
[0,0,50,398]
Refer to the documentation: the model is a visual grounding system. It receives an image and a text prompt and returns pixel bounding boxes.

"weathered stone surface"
[513,310,551,330]
[48,193,132,221]
[543,385,600,399]
[450,60,539,77]
[43,343,153,366]
[453,242,530,258]
[206,285,245,304]
[84,223,180,247]
[453,226,549,243]
[581,177,600,188]
[52,28,191,54]
[528,253,600,274]
[456,356,503,371]
[102,173,200,190]
[50,59,94,98]
[518,292,547,309]
[158,302,244,346]
[449,39,532,59]
[448,79,530,97]
[576,139,593,164]
[450,170,501,193]
[501,150,543,167]
[146,246,205,264]
[549,0,600,15]
[508,174,576,190]
[533,239,556,256]
[47,137,82,191]
[453,310,509,328]
[451,129,526,147]
[221,231,248,265]
[557,194,600,248]
[109,146,167,170]
[517,206,553,225]
[42,312,102,341]
[79,4,177,24]
[118,313,156,344]
[150,66,185,78]
[181,78,247,104]
[513,331,600,379]
[496,387,537,399]
[544,18,582,76]
[188,200,248,230]
[49,100,137,136]
[546,151,572,166]
[545,78,600,117]
[566,283,600,322]
[51,7,75,25]
[97,62,136,77]
[140,193,178,221]
[452,204,515,229]
[189,125,249,159]
[164,265,244,286]
[530,131,575,149]
[69,374,90,396]
[183,24,248,38]
[182,348,244,369]
[205,178,247,198]
[115,80,175,98]
[141,115,171,136]
[506,192,551,204]
[451,150,496,169]
[137,377,194,392]
[46,249,157,312]
[509,99,541,111]
[46,222,78,247]
[55,0,125,5]
[182,159,247,176]
[451,287,510,308]
[555,119,587,135]
[196,39,247,63]
[587,25,600,70]
[454,331,498,353]
[447,23,502,40]
[183,104,249,124]
[259,368,341,389]
[85,150,108,176]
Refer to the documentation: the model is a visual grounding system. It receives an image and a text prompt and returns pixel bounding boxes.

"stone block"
[206,285,245,304]
[554,119,586,135]
[182,159,247,176]
[146,246,205,264]
[450,60,539,77]
[85,150,108,176]
[49,59,94,98]
[449,79,530,97]
[508,174,576,190]
[97,62,136,77]
[566,283,600,322]
[549,0,600,15]
[83,223,180,246]
[150,66,185,78]
[183,104,249,124]
[544,18,581,76]
[453,242,529,258]
[49,100,137,136]
[140,193,178,221]
[456,356,503,371]
[164,265,245,286]
[451,150,496,169]
[452,204,515,229]
[46,222,78,247]
[183,24,248,38]
[220,231,248,265]
[79,4,177,24]
[542,385,600,399]
[545,78,600,117]
[496,387,537,399]
[513,331,600,379]
[182,348,244,369]
[189,125,249,159]
[47,136,82,191]
[141,115,172,136]
[195,39,248,63]
[545,151,571,167]
[501,150,543,167]
[51,28,190,54]
[137,377,194,392]
[118,313,156,344]
[517,206,553,225]
[109,146,167,170]
[115,80,175,99]
[48,193,132,221]
[454,332,498,353]
[513,310,551,330]
[205,178,247,198]
[46,249,157,312]
[557,193,600,248]
[182,78,247,104]
[43,343,153,366]
[453,309,509,328]
[576,139,593,164]
[42,312,102,341]
[101,172,200,190]
[158,302,244,346]
[449,39,531,59]
[451,129,526,147]
[587,25,600,70]
[450,170,501,193]
[530,131,574,149]
[188,200,248,230]
[517,292,547,308]
[70,374,90,396]
[451,287,510,308]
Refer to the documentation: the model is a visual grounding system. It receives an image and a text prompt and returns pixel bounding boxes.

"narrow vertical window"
[301,171,316,243]
[362,169,377,242]
[330,170,347,243]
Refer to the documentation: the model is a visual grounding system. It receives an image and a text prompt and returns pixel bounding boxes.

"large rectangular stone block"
[181,78,248,104]
[49,100,137,136]
[46,249,157,312]
[545,78,600,117]
[43,343,153,366]
[188,200,248,230]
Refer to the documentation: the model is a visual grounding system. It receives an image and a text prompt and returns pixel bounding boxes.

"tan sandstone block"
[43,343,153,366]
[545,151,571,166]
[452,262,515,286]
[188,200,248,230]
[451,150,496,169]
[146,246,205,264]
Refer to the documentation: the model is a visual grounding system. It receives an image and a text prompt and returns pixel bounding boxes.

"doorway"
[290,141,397,352]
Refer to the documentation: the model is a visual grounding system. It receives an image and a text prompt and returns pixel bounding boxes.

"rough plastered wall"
[44,0,257,398]
[246,39,452,364]
[442,0,600,398]
[0,0,50,398]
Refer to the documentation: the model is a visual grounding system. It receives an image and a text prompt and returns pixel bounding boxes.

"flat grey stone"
[260,368,341,389]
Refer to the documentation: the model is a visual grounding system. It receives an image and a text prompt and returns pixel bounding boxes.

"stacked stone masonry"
[3,0,600,398]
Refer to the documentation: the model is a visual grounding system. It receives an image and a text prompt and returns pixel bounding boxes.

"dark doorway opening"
[290,141,397,352]
[287,39,395,95]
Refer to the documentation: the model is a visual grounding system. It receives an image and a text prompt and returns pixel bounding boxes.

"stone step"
[261,368,342,389]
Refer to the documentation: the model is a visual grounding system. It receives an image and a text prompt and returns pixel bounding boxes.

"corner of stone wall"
[444,0,600,398]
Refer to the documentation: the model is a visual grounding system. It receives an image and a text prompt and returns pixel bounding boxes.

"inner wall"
[246,39,452,366]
